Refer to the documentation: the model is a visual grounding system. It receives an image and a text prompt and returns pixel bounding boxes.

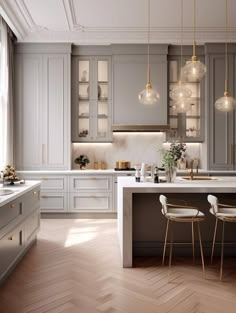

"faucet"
[189,159,198,180]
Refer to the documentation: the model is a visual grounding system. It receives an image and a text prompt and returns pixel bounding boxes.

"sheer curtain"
[0,17,14,170]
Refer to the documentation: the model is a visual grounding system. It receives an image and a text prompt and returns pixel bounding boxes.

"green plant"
[74,154,90,169]
[161,142,186,168]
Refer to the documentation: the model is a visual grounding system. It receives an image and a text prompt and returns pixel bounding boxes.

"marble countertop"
[0,181,41,207]
[16,169,236,175]
[117,176,236,193]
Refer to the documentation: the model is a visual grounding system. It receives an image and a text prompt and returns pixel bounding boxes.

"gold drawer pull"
[41,195,48,198]
[33,191,37,195]
[10,204,15,208]
[8,235,15,241]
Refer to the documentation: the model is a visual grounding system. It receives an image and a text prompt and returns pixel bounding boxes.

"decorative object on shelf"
[170,0,192,107]
[74,154,90,170]
[87,85,101,99]
[181,0,206,82]
[1,164,20,185]
[81,70,88,82]
[161,142,186,182]
[138,0,160,105]
[79,129,88,137]
[215,0,236,112]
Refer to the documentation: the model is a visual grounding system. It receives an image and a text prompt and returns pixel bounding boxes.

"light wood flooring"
[0,219,236,313]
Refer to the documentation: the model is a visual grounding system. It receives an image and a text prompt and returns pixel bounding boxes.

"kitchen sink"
[0,189,14,196]
[181,177,218,181]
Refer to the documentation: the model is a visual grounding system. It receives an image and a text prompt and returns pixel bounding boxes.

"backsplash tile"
[72,134,201,169]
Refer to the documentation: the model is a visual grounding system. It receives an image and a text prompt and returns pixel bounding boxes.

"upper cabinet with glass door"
[167,46,205,142]
[72,54,112,142]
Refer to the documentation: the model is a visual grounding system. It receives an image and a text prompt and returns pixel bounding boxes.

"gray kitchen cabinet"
[14,44,71,170]
[206,43,236,170]
[17,172,69,213]
[168,46,205,142]
[0,185,40,283]
[69,175,113,212]
[112,44,168,126]
[72,46,112,142]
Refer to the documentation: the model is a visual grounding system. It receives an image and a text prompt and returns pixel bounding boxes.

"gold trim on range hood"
[111,124,170,132]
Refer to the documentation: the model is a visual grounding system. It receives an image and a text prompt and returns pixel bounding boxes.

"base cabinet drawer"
[24,210,40,242]
[69,176,112,192]
[0,226,23,278]
[69,193,112,212]
[19,174,68,192]
[0,200,22,233]
[40,192,68,212]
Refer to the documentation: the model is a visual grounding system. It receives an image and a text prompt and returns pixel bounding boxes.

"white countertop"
[16,169,236,175]
[0,181,41,207]
[117,176,236,193]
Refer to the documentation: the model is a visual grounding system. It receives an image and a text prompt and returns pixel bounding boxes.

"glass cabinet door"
[95,59,111,140]
[78,60,90,139]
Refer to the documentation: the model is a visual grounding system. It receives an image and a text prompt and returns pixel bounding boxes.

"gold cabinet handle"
[33,191,37,195]
[10,204,15,208]
[8,235,15,241]
[42,144,46,164]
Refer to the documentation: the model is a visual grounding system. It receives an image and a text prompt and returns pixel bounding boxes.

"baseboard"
[133,241,236,257]
[41,212,117,219]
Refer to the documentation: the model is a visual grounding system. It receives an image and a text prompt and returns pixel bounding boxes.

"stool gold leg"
[168,221,173,275]
[162,219,169,266]
[220,221,225,281]
[211,219,218,264]
[192,221,195,264]
[197,222,205,275]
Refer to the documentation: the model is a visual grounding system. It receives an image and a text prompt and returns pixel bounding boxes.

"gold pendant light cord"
[180,0,183,79]
[225,0,228,94]
[193,0,196,57]
[147,0,151,85]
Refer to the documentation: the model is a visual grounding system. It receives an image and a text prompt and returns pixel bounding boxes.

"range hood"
[111,124,170,132]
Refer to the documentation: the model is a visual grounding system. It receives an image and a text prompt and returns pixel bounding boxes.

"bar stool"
[159,195,205,274]
[207,195,236,280]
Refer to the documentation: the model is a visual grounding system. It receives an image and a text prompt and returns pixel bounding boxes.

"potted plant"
[74,154,90,170]
[161,142,186,182]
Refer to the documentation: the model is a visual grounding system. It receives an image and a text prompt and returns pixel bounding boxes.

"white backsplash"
[72,133,201,169]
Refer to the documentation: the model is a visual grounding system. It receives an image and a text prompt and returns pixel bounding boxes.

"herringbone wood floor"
[0,219,236,313]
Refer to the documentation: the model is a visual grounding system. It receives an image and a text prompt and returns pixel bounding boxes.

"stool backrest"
[159,194,168,214]
[207,194,219,214]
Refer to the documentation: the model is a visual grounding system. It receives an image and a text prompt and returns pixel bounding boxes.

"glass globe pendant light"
[181,0,206,83]
[175,98,193,113]
[170,0,192,104]
[215,0,236,112]
[139,0,160,105]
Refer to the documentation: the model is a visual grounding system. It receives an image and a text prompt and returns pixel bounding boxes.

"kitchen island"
[0,181,41,283]
[117,176,236,267]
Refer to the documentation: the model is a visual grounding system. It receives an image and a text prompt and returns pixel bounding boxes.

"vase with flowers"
[161,142,186,182]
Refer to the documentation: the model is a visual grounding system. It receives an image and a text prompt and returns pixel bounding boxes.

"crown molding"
[0,0,28,39]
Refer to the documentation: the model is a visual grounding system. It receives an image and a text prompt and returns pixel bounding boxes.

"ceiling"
[1,0,236,44]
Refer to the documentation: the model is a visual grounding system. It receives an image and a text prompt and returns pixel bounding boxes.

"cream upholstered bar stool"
[207,195,236,280]
[159,195,205,274]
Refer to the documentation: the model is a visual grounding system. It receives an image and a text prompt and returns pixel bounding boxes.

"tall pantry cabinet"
[206,43,236,170]
[14,44,71,170]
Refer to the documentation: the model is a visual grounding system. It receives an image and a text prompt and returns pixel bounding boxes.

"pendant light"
[170,0,192,111]
[138,0,160,105]
[215,0,236,112]
[181,0,206,83]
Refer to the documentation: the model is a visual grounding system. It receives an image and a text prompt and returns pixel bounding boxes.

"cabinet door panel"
[14,55,42,170]
[69,193,112,212]
[209,55,234,169]
[0,226,23,276]
[70,176,112,192]
[43,55,69,169]
[113,55,167,125]
[40,192,68,212]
